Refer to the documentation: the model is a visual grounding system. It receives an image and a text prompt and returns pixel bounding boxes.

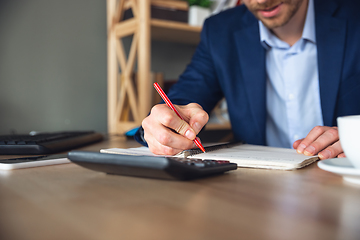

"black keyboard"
[67,151,237,180]
[0,131,104,155]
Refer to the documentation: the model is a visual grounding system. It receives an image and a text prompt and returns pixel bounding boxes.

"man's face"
[242,0,305,29]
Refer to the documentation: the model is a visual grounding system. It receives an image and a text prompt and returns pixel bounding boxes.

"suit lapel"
[315,0,346,126]
[233,19,267,144]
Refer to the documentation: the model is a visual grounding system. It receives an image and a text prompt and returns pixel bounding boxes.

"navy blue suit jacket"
[137,0,360,146]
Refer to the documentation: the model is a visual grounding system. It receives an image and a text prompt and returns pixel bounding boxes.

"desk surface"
[1,135,360,240]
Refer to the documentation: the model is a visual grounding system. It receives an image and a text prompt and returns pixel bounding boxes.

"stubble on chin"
[245,0,302,30]
[257,11,293,29]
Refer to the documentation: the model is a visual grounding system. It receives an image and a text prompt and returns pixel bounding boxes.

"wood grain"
[1,136,360,240]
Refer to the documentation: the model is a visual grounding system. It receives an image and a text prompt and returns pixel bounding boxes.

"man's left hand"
[293,126,346,160]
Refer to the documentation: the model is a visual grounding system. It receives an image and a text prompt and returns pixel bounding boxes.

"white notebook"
[100,142,319,170]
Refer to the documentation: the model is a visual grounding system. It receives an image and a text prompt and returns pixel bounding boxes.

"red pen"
[153,82,206,153]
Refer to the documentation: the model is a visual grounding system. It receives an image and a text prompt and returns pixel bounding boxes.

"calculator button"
[193,162,205,167]
[203,160,217,167]
[185,160,205,168]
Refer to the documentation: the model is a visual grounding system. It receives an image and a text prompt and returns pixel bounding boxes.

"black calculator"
[67,151,237,180]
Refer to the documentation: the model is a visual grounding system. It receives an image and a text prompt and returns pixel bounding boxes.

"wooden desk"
[1,136,360,240]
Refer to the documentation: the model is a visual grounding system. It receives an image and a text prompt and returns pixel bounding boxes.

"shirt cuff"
[134,126,148,147]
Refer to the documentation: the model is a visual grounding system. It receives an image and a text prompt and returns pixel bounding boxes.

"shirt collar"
[259,0,316,49]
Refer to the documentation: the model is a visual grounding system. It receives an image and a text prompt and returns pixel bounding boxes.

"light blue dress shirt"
[259,0,324,148]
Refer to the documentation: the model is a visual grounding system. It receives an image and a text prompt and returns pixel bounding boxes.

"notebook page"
[100,147,185,158]
[187,144,319,170]
[101,147,157,156]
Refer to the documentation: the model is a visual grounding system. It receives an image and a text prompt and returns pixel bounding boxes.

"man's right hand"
[142,103,209,155]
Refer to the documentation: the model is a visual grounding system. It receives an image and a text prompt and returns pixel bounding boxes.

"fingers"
[292,138,303,149]
[294,126,344,160]
[142,103,208,155]
[143,125,195,155]
[163,115,196,140]
[152,104,196,140]
[178,103,209,134]
[317,141,343,159]
[142,106,194,152]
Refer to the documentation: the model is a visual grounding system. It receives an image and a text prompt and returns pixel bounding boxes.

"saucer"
[317,158,360,185]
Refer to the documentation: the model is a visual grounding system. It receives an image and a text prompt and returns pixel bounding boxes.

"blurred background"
[0,0,198,135]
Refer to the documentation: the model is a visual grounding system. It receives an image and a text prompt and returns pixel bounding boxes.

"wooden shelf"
[151,19,201,44]
[114,18,201,44]
[107,0,230,134]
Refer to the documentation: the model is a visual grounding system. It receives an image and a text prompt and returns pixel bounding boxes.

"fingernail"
[304,145,315,156]
[319,149,331,159]
[185,129,195,140]
[297,143,307,153]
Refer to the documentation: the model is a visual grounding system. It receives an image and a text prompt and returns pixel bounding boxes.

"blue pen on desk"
[153,82,206,153]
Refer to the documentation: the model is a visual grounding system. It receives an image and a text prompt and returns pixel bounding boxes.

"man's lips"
[258,3,283,18]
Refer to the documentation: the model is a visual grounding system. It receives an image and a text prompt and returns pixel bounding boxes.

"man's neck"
[272,0,309,46]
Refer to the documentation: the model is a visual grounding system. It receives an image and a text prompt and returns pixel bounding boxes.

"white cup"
[337,115,360,168]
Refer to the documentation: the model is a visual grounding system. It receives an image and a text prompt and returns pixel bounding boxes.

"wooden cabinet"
[107,0,230,134]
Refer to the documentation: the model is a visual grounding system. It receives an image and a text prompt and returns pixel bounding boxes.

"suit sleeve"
[166,18,224,114]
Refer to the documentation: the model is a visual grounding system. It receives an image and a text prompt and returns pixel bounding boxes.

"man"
[138,0,360,159]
